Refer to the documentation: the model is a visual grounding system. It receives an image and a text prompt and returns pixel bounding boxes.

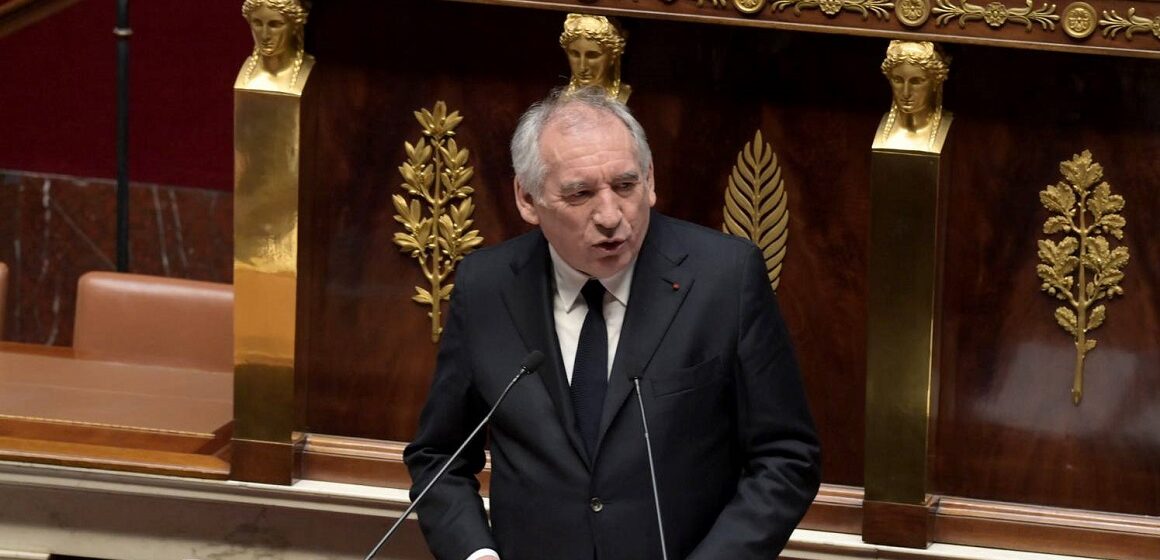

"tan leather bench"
[0,262,8,339]
[74,271,234,372]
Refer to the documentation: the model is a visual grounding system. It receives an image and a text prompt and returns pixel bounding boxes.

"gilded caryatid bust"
[560,13,631,103]
[236,0,315,94]
[874,41,953,153]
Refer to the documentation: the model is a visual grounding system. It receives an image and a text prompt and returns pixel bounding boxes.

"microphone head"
[623,363,644,381]
[520,350,545,374]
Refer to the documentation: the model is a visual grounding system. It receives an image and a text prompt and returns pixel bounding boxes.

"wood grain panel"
[0,436,229,479]
[933,45,1160,515]
[299,0,873,486]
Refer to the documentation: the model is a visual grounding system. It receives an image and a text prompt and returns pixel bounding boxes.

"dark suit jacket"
[404,212,821,560]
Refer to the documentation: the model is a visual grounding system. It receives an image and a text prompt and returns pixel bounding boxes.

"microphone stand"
[630,375,669,560]
[364,351,544,560]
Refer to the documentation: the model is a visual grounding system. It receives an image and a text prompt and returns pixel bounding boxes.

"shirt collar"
[548,244,635,312]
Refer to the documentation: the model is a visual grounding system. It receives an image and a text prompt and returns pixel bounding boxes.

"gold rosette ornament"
[395,102,484,342]
[1037,150,1129,405]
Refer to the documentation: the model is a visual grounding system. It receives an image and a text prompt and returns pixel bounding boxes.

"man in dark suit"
[404,88,820,560]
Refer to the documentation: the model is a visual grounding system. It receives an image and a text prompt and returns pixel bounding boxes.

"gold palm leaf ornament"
[722,130,790,291]
[394,101,484,343]
[1036,149,1129,405]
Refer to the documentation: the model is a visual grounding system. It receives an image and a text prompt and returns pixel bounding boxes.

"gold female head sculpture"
[877,41,951,152]
[559,13,631,103]
[238,0,314,93]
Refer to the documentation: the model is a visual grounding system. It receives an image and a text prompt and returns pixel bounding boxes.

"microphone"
[364,350,545,560]
[627,366,669,560]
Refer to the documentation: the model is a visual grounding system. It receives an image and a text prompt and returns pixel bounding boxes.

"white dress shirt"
[465,245,636,560]
[548,245,634,382]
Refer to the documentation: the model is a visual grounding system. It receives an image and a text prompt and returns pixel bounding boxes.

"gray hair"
[510,87,652,201]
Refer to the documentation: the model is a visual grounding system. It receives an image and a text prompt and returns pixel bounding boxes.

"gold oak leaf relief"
[394,101,484,343]
[722,130,790,292]
[1036,149,1128,405]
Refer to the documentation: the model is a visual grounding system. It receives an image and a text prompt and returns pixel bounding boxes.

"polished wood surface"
[0,342,232,433]
[933,47,1160,515]
[935,497,1160,560]
[0,341,232,478]
[297,435,492,493]
[799,484,865,535]
[299,0,872,486]
[863,498,938,549]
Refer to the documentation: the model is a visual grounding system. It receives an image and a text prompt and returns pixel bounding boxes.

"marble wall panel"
[0,171,232,345]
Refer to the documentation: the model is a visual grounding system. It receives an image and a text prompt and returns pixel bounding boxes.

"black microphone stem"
[631,377,669,560]
[365,362,535,560]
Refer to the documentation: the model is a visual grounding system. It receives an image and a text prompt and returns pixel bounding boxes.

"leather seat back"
[74,271,234,372]
[0,262,8,339]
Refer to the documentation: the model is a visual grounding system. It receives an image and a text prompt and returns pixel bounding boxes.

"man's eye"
[615,183,636,192]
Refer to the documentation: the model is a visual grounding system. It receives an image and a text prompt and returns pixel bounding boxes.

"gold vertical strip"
[864,149,943,505]
[231,89,303,484]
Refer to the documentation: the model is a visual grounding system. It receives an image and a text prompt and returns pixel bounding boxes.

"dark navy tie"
[572,279,608,457]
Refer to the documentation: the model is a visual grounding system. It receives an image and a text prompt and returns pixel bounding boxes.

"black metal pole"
[114,0,131,271]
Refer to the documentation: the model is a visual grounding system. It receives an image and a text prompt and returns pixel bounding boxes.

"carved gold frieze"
[771,0,895,20]
[933,0,1060,30]
[394,102,484,343]
[1037,150,1129,405]
[722,130,789,291]
[1062,2,1098,38]
[1100,7,1160,41]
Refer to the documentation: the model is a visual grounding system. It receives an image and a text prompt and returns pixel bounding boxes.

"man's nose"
[592,191,622,230]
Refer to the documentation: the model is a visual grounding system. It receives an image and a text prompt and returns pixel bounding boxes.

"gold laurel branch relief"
[1036,150,1129,405]
[933,0,1060,30]
[771,0,895,19]
[722,130,790,292]
[394,101,484,343]
[1099,7,1160,41]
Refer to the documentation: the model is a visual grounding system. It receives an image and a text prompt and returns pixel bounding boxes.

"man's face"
[250,6,291,58]
[888,62,933,116]
[515,110,656,279]
[566,38,611,87]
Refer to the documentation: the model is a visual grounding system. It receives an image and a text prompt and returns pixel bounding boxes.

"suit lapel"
[500,233,590,465]
[596,216,692,453]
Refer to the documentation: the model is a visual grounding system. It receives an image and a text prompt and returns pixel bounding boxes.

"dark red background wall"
[0,1,249,191]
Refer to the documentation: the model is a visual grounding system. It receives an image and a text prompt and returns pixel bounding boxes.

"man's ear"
[514,179,541,225]
[646,162,657,207]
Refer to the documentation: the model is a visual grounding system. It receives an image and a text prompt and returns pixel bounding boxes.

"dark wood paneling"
[934,45,1160,515]
[863,498,937,548]
[300,0,872,486]
[935,497,1160,560]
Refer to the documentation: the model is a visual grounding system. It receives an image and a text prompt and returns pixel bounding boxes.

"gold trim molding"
[933,0,1060,31]
[722,130,790,292]
[771,0,895,20]
[394,101,484,343]
[1037,149,1129,405]
[1100,7,1160,41]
